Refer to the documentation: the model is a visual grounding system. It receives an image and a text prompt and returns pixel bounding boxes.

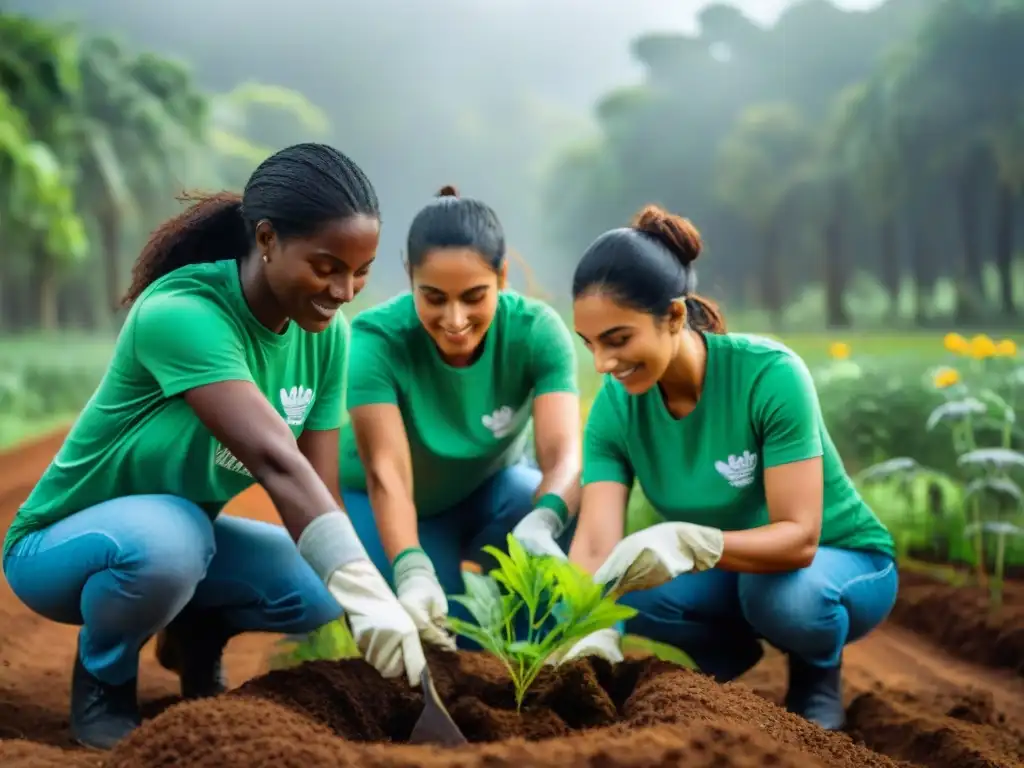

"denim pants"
[344,462,574,646]
[3,495,340,686]
[620,546,898,681]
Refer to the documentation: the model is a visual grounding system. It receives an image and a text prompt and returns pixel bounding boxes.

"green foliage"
[446,535,637,712]
[266,620,360,672]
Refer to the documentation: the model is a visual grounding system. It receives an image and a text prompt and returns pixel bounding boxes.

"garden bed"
[96,647,1021,768]
[888,570,1024,676]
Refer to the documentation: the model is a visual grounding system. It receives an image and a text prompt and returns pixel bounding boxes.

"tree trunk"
[761,223,783,330]
[101,213,122,313]
[34,252,59,331]
[993,184,1016,318]
[954,170,985,323]
[908,223,930,326]
[880,217,900,317]
[823,202,849,328]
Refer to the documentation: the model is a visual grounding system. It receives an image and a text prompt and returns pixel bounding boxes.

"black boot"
[70,650,141,750]
[784,654,846,730]
[155,607,231,700]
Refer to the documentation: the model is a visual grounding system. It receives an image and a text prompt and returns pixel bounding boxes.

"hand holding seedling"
[393,548,458,651]
[593,521,725,596]
[446,535,637,711]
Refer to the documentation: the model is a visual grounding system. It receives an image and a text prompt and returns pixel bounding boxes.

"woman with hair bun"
[340,185,582,651]
[558,204,897,732]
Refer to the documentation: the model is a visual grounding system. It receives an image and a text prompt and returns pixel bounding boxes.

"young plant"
[446,535,637,712]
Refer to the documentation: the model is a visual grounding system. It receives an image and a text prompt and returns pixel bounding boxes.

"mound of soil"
[106,649,899,768]
[889,571,1024,676]
[847,687,1024,768]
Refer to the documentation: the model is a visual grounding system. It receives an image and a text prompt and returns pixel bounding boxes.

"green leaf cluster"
[446,535,637,712]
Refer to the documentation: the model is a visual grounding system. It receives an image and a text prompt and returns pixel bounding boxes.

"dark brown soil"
[106,650,895,768]
[887,571,1024,677]
[2,430,1023,768]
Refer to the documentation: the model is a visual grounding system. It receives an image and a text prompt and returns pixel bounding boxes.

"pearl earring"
[261,253,269,263]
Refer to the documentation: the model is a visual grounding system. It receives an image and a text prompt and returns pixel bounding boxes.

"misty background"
[2,0,1021,330]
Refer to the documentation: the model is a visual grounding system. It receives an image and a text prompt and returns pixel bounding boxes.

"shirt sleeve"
[752,353,825,468]
[133,293,253,398]
[581,381,633,487]
[345,321,400,408]
[528,303,578,396]
[304,313,350,431]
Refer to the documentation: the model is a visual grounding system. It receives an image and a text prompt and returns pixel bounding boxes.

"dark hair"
[405,184,505,271]
[122,142,380,306]
[571,204,726,333]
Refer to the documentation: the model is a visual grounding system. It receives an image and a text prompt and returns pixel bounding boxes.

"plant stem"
[990,531,1006,613]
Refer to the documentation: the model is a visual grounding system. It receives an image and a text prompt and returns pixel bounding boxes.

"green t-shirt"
[4,259,348,556]
[582,332,895,558]
[340,291,577,516]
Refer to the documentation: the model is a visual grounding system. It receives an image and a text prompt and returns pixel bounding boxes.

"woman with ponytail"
[339,185,581,651]
[556,204,897,732]
[3,143,426,750]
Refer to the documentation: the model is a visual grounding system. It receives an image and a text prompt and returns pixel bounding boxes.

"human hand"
[511,506,567,560]
[392,548,458,652]
[297,511,428,687]
[325,559,427,687]
[594,521,725,596]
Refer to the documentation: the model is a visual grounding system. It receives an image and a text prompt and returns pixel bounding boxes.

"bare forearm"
[533,457,582,518]
[717,521,817,573]
[255,450,340,542]
[367,481,421,562]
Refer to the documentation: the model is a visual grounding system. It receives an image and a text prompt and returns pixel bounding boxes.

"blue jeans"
[344,462,574,647]
[3,495,340,686]
[621,546,898,681]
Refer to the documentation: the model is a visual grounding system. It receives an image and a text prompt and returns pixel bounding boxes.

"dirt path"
[0,430,1021,767]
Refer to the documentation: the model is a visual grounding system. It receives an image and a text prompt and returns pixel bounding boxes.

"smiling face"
[411,247,506,366]
[574,289,685,395]
[258,214,380,332]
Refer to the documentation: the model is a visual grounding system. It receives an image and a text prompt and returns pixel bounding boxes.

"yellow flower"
[828,342,850,360]
[932,367,961,389]
[995,339,1018,358]
[969,334,997,360]
[943,332,969,354]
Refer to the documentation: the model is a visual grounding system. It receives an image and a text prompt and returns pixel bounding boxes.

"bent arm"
[185,382,340,541]
[716,457,823,572]
[530,391,582,519]
[349,403,420,562]
[716,354,825,573]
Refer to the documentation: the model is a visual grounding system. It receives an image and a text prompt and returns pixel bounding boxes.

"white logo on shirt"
[715,450,758,488]
[214,443,253,477]
[482,405,517,439]
[280,385,314,426]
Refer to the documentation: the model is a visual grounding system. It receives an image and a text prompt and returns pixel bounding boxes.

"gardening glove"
[297,512,426,688]
[548,627,624,666]
[393,548,458,652]
[594,521,725,596]
[511,506,567,560]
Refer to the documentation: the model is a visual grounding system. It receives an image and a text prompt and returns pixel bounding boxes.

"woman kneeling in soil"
[561,205,898,731]
[2,144,427,750]
[341,185,581,650]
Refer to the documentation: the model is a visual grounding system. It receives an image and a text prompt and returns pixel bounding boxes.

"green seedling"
[446,535,637,712]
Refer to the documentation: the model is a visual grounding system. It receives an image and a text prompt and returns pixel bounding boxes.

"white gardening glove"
[325,560,427,687]
[297,511,426,687]
[511,506,567,560]
[594,521,725,596]
[392,548,458,652]
[547,627,624,666]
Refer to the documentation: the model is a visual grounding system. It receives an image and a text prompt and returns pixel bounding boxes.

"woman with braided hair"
[3,143,425,750]
[553,204,897,732]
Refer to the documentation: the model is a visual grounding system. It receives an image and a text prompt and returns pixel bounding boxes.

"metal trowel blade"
[408,664,468,747]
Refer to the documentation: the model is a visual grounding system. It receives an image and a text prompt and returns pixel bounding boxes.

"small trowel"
[408,664,468,747]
